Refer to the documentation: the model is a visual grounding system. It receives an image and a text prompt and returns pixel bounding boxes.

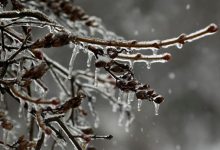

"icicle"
[0,93,4,102]
[3,129,8,144]
[89,27,96,36]
[129,60,134,69]
[17,62,22,81]
[87,51,93,68]
[26,111,32,127]
[94,68,100,87]
[118,111,125,126]
[153,101,160,115]
[127,92,135,105]
[117,90,123,103]
[68,45,79,79]
[44,134,50,147]
[122,92,128,103]
[125,121,130,133]
[0,4,3,12]
[94,116,100,128]
[18,100,25,118]
[137,99,142,111]
[125,113,135,133]
[145,61,151,69]
[112,103,118,112]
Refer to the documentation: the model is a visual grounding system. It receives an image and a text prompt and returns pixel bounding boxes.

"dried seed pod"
[88,45,104,56]
[87,146,96,150]
[107,47,118,59]
[0,111,5,118]
[147,89,154,96]
[32,49,44,60]
[154,96,164,104]
[81,127,94,135]
[95,60,107,68]
[135,90,148,100]
[1,119,13,130]
[110,65,125,73]
[22,62,48,79]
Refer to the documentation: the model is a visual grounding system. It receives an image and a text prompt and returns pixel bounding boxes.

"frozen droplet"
[153,101,160,115]
[146,61,151,69]
[152,49,158,55]
[176,43,183,49]
[140,128,144,133]
[48,26,55,33]
[137,99,142,112]
[68,45,79,79]
[18,100,25,118]
[87,51,93,68]
[94,68,100,87]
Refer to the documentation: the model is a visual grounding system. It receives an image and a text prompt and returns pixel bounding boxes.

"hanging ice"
[94,68,100,87]
[87,51,93,68]
[68,44,79,79]
[137,99,142,111]
[153,101,160,115]
[152,48,158,55]
[118,111,125,127]
[145,61,151,69]
[127,92,135,105]
[18,100,25,118]
[176,43,183,49]
[125,113,135,133]
[94,116,100,128]
[117,90,123,103]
